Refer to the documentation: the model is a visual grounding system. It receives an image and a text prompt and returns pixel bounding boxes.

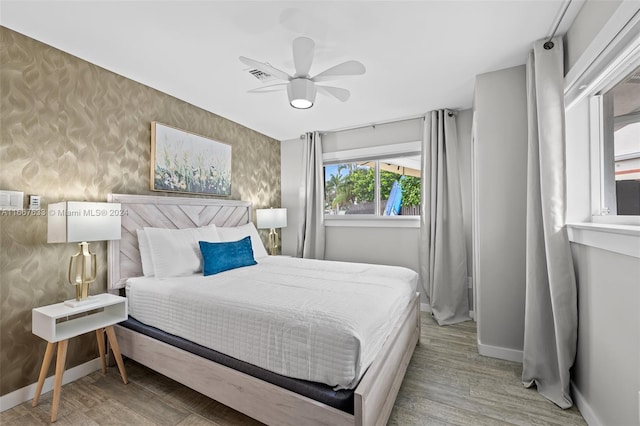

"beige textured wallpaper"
[0,27,281,396]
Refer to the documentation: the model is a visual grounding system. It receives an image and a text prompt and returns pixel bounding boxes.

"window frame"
[322,142,422,228]
[564,7,640,259]
[587,50,640,224]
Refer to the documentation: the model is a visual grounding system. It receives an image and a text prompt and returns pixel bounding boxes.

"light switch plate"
[0,190,24,210]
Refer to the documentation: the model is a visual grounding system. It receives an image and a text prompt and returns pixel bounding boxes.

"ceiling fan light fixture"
[241,37,365,108]
[287,78,316,109]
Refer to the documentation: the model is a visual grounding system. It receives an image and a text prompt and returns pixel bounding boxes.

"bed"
[107,193,421,426]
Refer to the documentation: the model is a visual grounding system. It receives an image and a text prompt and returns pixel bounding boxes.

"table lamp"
[47,201,121,306]
[256,208,287,256]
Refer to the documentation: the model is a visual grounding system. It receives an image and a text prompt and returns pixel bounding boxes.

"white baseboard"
[477,341,523,363]
[571,380,602,426]
[0,358,101,412]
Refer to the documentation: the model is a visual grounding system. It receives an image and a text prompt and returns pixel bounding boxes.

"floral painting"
[151,121,231,196]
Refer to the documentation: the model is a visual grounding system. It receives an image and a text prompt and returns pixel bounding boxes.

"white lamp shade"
[47,201,122,243]
[256,208,287,229]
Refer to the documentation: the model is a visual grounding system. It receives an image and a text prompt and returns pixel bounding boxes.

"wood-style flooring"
[1,313,586,425]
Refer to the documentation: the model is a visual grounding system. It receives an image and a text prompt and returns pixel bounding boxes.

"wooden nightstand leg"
[96,329,107,374]
[105,326,128,384]
[32,342,56,407]
[51,339,68,422]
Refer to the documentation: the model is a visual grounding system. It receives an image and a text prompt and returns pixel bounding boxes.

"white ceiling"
[0,1,579,141]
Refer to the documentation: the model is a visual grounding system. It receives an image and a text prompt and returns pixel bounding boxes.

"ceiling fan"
[240,37,366,109]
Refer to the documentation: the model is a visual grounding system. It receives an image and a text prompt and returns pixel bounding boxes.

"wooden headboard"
[107,193,252,291]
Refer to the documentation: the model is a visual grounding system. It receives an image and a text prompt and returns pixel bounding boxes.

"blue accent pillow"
[199,236,257,276]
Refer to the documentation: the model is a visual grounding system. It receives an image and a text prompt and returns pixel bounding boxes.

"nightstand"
[31,293,128,422]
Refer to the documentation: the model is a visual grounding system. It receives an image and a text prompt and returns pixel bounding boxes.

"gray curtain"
[296,131,325,259]
[522,37,577,408]
[419,110,470,325]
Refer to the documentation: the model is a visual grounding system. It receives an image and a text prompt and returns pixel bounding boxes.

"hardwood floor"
[1,313,586,425]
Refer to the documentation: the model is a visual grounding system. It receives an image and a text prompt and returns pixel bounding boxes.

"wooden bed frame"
[107,193,420,426]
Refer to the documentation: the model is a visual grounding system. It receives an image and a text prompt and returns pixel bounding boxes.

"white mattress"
[126,256,418,389]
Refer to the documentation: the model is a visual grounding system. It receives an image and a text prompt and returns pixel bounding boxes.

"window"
[324,154,421,216]
[565,6,640,257]
[600,65,640,215]
[591,63,640,218]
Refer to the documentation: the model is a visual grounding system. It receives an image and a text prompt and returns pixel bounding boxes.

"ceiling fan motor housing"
[288,78,317,109]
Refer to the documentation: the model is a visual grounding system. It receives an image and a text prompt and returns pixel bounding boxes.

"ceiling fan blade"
[248,83,288,93]
[312,60,366,82]
[239,56,291,81]
[317,85,350,102]
[292,36,315,77]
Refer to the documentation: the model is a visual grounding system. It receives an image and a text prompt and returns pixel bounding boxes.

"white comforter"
[126,256,418,389]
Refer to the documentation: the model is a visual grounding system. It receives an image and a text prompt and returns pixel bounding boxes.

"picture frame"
[150,121,232,196]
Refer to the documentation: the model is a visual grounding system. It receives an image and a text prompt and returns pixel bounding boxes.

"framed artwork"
[151,121,232,196]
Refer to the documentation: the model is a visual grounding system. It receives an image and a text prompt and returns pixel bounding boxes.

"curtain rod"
[298,110,459,139]
[544,0,573,50]
[312,109,457,137]
[317,115,425,136]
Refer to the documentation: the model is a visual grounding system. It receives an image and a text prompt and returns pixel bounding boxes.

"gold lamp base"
[65,241,97,306]
[64,295,101,308]
[268,228,279,256]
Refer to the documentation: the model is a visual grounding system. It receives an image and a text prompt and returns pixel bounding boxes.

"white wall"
[280,136,304,256]
[324,226,419,270]
[473,65,528,360]
[570,244,640,426]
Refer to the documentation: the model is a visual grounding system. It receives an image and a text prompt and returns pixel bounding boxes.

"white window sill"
[324,215,420,228]
[566,222,640,259]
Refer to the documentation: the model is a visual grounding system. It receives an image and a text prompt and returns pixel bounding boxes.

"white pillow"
[217,223,269,259]
[145,225,221,278]
[136,229,154,277]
